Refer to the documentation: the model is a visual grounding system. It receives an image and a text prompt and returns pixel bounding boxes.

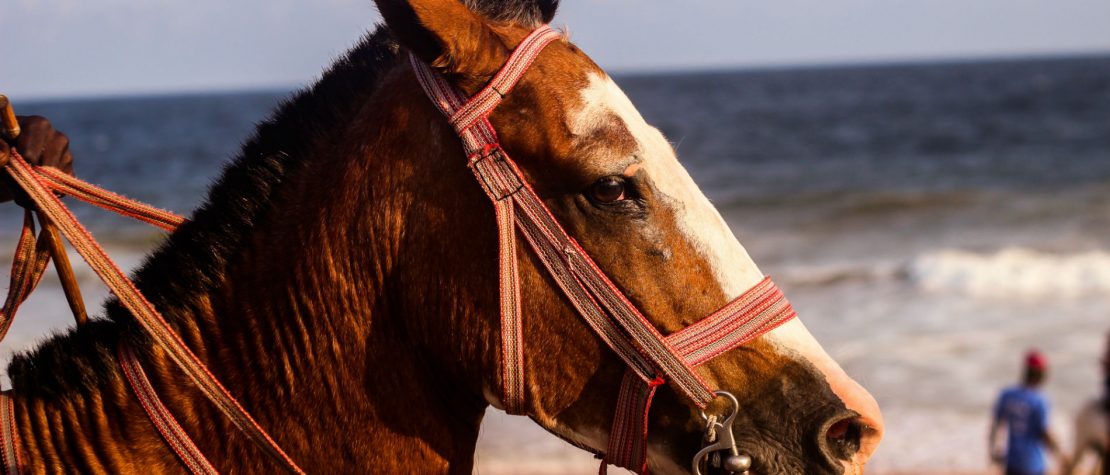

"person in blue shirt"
[990,350,1066,475]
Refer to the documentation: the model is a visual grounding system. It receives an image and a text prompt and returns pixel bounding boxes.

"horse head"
[373,0,883,473]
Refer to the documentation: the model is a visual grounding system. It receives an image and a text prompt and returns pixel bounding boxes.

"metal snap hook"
[692,391,753,475]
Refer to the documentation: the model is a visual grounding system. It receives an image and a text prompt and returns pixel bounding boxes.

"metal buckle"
[692,391,752,475]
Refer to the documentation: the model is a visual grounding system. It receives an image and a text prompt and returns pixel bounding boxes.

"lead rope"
[0,150,301,474]
[0,210,64,475]
[0,211,52,343]
[411,25,797,474]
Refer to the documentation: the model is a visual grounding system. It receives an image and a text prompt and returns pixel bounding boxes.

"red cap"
[1025,350,1047,371]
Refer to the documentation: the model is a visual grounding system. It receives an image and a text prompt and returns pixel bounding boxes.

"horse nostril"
[826,418,854,440]
[823,416,863,461]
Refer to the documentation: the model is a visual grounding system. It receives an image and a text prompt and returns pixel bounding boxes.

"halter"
[409,25,797,474]
[0,25,797,475]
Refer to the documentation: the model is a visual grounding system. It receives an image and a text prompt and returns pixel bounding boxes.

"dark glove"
[0,115,75,202]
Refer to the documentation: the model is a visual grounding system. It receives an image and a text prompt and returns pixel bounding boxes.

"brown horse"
[3,0,883,473]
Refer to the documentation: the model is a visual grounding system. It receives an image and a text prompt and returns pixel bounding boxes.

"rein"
[410,25,797,474]
[0,149,300,474]
[0,25,798,475]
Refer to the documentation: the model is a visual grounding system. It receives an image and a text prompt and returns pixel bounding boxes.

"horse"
[2,0,883,473]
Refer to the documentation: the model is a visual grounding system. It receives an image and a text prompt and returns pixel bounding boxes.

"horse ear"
[537,0,559,23]
[375,0,509,83]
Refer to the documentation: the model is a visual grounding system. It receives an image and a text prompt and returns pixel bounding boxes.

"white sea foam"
[905,247,1110,298]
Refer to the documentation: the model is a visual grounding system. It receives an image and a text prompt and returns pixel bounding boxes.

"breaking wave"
[905,247,1110,298]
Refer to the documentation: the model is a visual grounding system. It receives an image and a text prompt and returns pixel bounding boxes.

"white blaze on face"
[571,72,764,297]
[571,73,883,468]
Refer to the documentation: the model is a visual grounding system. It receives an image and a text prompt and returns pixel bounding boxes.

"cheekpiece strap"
[409,25,562,415]
[409,24,799,475]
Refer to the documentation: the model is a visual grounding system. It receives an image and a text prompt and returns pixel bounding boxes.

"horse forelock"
[462,0,558,25]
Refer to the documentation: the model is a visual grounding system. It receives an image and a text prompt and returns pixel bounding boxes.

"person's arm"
[989,419,1005,464]
[990,396,1006,465]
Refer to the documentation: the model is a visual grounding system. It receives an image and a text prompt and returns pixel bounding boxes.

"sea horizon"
[11,50,1109,104]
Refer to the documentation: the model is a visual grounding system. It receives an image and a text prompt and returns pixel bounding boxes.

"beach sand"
[472,407,1005,475]
[0,239,1104,475]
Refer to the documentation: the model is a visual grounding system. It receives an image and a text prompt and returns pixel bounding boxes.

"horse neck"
[138,68,497,471]
[11,65,494,473]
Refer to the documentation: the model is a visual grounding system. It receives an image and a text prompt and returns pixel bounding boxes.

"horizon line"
[15,49,1109,103]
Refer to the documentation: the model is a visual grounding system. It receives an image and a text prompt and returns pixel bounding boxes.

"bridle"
[0,25,797,475]
[408,25,797,474]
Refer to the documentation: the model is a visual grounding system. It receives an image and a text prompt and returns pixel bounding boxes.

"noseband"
[410,26,797,474]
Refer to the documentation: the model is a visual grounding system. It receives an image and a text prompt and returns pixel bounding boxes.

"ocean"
[2,55,1109,474]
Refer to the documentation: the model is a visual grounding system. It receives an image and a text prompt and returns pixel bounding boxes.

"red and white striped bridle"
[409,25,798,474]
[0,24,797,475]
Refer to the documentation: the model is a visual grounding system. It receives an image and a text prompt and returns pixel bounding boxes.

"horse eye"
[589,177,626,203]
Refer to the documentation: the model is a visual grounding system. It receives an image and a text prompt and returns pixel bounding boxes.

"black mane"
[7,0,558,396]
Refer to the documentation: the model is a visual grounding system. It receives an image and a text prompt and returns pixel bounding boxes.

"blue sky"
[2,0,1108,99]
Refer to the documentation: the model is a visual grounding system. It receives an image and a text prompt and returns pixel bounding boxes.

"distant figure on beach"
[1063,333,1109,475]
[990,350,1066,475]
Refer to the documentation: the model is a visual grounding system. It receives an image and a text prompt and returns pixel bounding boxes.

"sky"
[2,0,1109,99]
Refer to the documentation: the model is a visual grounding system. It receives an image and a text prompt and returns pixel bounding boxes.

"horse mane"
[5,27,401,398]
[6,0,557,397]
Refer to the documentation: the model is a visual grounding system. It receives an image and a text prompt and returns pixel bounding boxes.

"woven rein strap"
[0,211,53,344]
[35,167,185,232]
[0,168,183,342]
[119,344,218,475]
[2,152,303,473]
[411,25,562,414]
[0,393,21,475]
[0,170,208,473]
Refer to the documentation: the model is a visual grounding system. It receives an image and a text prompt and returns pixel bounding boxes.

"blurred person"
[991,349,1067,475]
[1063,333,1109,475]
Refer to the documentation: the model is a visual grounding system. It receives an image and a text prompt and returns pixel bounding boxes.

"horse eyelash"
[596,184,647,218]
